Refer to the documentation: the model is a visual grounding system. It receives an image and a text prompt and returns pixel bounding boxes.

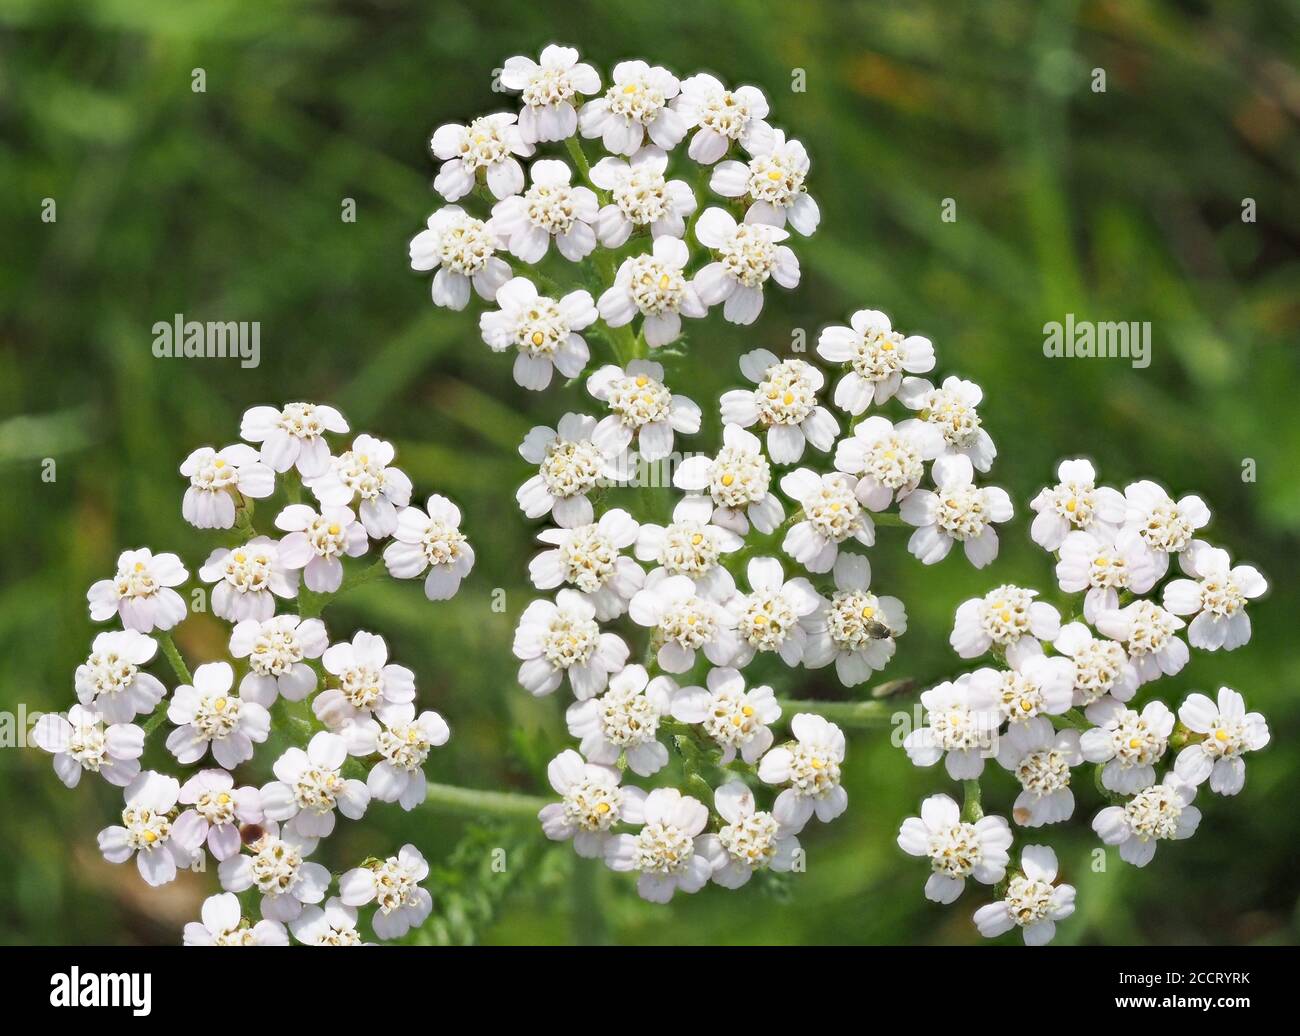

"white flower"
[275,503,368,594]
[692,207,799,325]
[899,454,1013,568]
[229,615,328,707]
[589,147,697,246]
[1094,600,1188,685]
[903,675,1001,780]
[672,424,785,535]
[175,768,262,862]
[165,661,270,769]
[307,433,413,539]
[74,629,165,723]
[669,666,780,765]
[721,350,838,464]
[725,556,821,666]
[501,44,601,143]
[816,308,935,414]
[261,732,370,839]
[896,793,1013,903]
[949,584,1062,666]
[240,402,348,478]
[199,536,299,622]
[758,713,848,832]
[604,787,712,903]
[314,630,415,728]
[491,160,598,262]
[360,704,451,810]
[674,73,773,164]
[628,570,738,673]
[98,770,204,887]
[32,704,143,789]
[538,749,647,858]
[994,717,1083,827]
[779,468,875,574]
[87,548,188,633]
[1174,687,1270,795]
[973,845,1076,945]
[834,415,943,509]
[1052,620,1139,709]
[513,589,629,698]
[290,898,367,946]
[566,664,673,776]
[180,444,274,529]
[1029,458,1125,551]
[517,413,629,528]
[709,128,819,235]
[1162,540,1266,651]
[803,551,906,685]
[579,60,684,156]
[429,112,532,201]
[1123,479,1211,576]
[529,508,644,620]
[383,494,476,601]
[972,654,1075,726]
[409,205,512,310]
[483,277,598,392]
[897,375,996,472]
[698,781,800,889]
[586,359,702,462]
[1056,527,1158,622]
[218,820,331,921]
[596,236,706,347]
[1079,697,1175,794]
[634,494,742,599]
[1092,776,1201,867]
[339,844,433,940]
[183,893,287,946]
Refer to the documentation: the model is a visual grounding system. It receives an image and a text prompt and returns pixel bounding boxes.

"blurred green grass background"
[1,0,1298,944]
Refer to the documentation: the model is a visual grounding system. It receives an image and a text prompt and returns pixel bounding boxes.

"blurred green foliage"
[1,0,1297,945]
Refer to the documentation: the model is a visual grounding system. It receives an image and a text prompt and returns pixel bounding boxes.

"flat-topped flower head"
[587,359,702,462]
[721,350,838,464]
[240,402,348,478]
[724,556,821,666]
[175,768,262,862]
[604,787,712,904]
[692,207,799,324]
[950,584,1061,666]
[166,661,270,769]
[1094,600,1188,685]
[1162,540,1266,651]
[180,444,274,530]
[699,781,800,889]
[566,663,673,776]
[780,468,875,574]
[492,159,599,264]
[229,615,327,707]
[634,494,742,599]
[307,433,413,539]
[803,551,906,685]
[314,630,416,728]
[971,654,1075,726]
[513,588,629,698]
[817,308,936,414]
[674,72,773,164]
[1123,480,1211,575]
[579,60,684,155]
[597,235,706,347]
[261,732,369,839]
[275,503,368,594]
[1056,527,1158,623]
[1080,697,1174,794]
[409,205,512,310]
[481,277,598,392]
[672,423,785,535]
[669,666,781,765]
[1052,620,1139,709]
[74,629,165,723]
[530,508,643,620]
[98,770,204,887]
[517,413,629,528]
[1175,687,1270,796]
[589,147,697,246]
[361,704,451,811]
[183,892,287,946]
[88,548,188,633]
[898,375,996,472]
[430,111,533,202]
[1092,776,1201,868]
[1029,458,1125,551]
[973,845,1076,945]
[383,494,475,601]
[290,898,366,946]
[339,843,433,940]
[900,454,1013,569]
[199,536,299,622]
[539,749,647,859]
[501,45,601,143]
[758,713,848,832]
[834,415,943,510]
[896,793,1013,903]
[709,128,819,235]
[995,718,1083,827]
[32,704,144,789]
[903,675,1001,780]
[218,820,330,922]
[628,570,739,673]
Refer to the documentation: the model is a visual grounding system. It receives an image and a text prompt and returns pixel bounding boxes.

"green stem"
[419,782,549,820]
[1050,708,1091,732]
[775,696,896,727]
[157,632,192,684]
[962,779,984,822]
[564,137,593,183]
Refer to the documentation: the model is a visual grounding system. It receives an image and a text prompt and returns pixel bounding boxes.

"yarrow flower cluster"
[39,404,471,943]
